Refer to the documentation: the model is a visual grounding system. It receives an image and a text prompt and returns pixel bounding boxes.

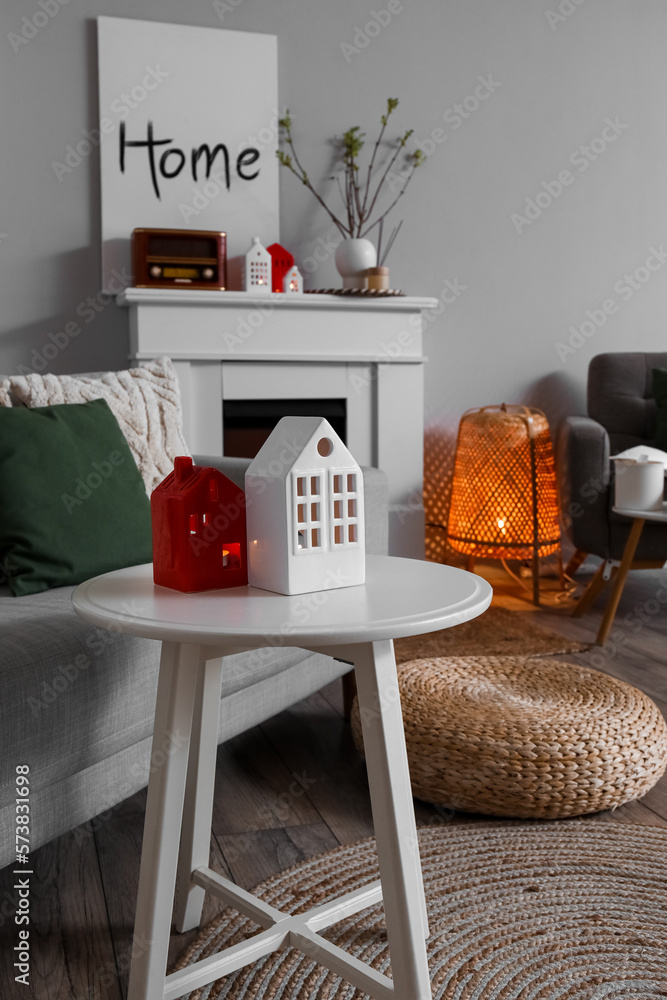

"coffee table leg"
[175,655,224,933]
[351,639,432,1000]
[127,641,201,1000]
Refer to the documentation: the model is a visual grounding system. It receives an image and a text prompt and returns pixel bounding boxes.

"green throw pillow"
[653,368,667,450]
[0,398,152,596]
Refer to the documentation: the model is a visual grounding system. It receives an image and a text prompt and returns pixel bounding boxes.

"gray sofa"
[557,351,667,563]
[0,455,388,871]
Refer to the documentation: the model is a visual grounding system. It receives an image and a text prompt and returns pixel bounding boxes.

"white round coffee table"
[73,555,491,1000]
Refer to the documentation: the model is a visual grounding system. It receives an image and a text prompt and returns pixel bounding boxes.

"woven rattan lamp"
[446,404,561,604]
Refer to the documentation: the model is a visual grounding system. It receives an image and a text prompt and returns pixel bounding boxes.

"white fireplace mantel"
[118,288,438,558]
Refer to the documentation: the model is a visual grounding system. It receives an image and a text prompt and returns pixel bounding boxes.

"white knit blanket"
[2,357,190,495]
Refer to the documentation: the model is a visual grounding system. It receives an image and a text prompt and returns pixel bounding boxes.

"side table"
[594,503,667,645]
[73,555,491,1000]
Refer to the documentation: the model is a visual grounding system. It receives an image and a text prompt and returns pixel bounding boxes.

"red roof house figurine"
[151,456,248,592]
[266,243,294,293]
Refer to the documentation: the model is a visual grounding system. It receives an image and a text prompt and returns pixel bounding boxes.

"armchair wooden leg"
[572,562,616,618]
[564,549,588,578]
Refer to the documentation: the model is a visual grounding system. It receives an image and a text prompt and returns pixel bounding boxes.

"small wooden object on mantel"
[366,266,390,291]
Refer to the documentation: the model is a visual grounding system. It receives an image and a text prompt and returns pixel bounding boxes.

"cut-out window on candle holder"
[221,543,242,569]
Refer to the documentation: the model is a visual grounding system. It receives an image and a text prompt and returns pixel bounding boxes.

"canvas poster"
[97,16,279,289]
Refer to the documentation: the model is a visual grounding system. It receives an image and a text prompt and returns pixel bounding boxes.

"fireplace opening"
[223,399,347,458]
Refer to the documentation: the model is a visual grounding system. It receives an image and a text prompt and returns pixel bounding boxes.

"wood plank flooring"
[2,562,667,999]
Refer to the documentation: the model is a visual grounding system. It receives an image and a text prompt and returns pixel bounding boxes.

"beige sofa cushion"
[2,357,189,494]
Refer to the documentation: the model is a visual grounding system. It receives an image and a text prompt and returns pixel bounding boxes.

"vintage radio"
[132,228,227,290]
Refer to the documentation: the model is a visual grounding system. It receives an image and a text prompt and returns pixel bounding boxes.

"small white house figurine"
[283,265,303,293]
[245,416,365,595]
[244,236,272,292]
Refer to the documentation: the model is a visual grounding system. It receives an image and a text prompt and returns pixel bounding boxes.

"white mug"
[613,459,664,511]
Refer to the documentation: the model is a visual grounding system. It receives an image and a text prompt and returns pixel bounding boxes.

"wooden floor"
[2,561,667,999]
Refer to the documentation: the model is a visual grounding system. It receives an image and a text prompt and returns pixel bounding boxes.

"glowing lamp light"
[446,404,561,605]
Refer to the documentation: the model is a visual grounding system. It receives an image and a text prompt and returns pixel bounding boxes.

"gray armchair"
[557,352,667,625]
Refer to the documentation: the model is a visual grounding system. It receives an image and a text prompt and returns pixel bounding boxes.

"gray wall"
[2,0,666,546]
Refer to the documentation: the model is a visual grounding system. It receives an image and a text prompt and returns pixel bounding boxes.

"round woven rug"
[392,606,589,662]
[172,821,667,999]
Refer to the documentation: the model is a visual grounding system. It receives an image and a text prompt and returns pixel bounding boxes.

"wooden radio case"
[132,228,227,290]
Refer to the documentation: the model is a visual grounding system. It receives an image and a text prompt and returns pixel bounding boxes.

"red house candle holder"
[267,243,294,293]
[151,456,248,592]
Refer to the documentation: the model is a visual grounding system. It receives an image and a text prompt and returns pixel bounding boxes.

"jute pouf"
[351,655,667,818]
[171,821,667,998]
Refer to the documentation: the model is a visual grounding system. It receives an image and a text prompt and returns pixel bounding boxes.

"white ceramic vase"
[335,238,377,290]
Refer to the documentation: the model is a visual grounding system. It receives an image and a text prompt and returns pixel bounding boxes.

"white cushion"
[4,357,189,494]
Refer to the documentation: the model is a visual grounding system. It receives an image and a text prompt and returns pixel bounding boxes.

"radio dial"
[202,267,214,280]
[150,265,162,278]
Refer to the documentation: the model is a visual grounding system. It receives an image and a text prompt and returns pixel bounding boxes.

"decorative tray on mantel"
[304,288,406,297]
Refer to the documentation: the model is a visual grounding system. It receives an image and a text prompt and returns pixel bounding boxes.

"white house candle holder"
[283,265,303,293]
[245,416,365,595]
[244,236,272,293]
